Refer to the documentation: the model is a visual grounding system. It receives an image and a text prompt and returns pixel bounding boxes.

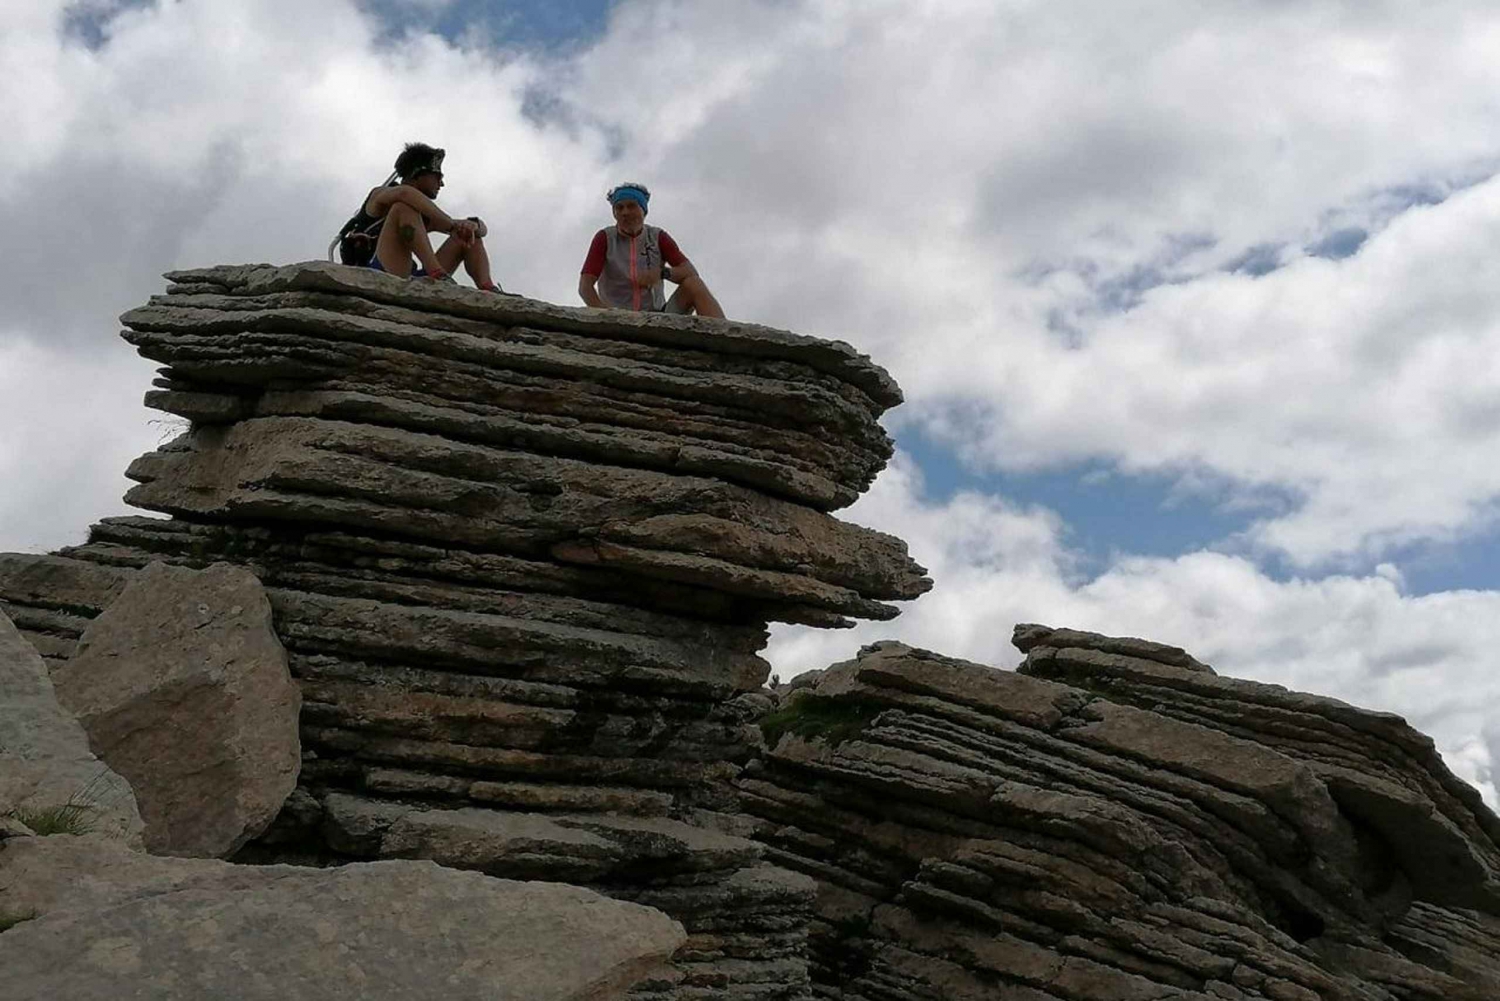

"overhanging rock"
[0,262,932,1001]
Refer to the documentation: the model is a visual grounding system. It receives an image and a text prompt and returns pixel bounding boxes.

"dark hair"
[394,142,445,180]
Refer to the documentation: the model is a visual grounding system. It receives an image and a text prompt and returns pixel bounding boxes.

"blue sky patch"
[897,428,1266,573]
[61,0,152,50]
[1226,242,1284,276]
[359,0,617,51]
[1307,226,1368,260]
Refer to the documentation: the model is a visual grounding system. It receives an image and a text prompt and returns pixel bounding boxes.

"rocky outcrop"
[52,561,300,857]
[738,628,1500,1000]
[0,833,685,1000]
[11,262,1495,1000]
[0,262,929,1000]
[0,609,143,847]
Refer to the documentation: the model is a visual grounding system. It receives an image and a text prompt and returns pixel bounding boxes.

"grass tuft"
[759,694,888,748]
[10,800,97,836]
[5,768,124,838]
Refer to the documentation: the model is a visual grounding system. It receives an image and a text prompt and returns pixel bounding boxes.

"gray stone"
[0,834,685,1000]
[0,608,143,847]
[740,631,1500,1000]
[52,562,300,857]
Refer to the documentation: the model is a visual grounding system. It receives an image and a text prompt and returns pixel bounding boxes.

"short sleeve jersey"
[581,228,687,276]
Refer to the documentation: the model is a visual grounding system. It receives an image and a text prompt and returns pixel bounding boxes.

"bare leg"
[668,276,725,319]
[375,202,443,277]
[436,235,495,288]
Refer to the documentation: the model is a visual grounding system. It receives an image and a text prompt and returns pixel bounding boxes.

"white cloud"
[0,335,162,552]
[768,454,1500,808]
[4,0,1500,808]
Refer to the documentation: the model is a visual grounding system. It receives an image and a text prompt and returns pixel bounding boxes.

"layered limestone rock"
[0,834,685,1000]
[738,628,1500,1000]
[0,262,930,1001]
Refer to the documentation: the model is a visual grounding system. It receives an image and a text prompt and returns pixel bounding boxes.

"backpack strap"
[328,171,400,262]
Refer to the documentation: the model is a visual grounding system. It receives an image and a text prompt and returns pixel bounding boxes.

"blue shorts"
[367,257,430,278]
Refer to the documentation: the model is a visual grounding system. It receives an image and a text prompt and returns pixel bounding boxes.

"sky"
[4,0,1500,806]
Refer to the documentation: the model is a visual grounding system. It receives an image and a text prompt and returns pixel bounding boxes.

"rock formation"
[4,262,1497,999]
[739,628,1500,999]
[0,261,930,999]
[1,831,686,1000]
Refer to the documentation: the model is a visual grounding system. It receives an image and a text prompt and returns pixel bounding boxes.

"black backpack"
[328,172,397,267]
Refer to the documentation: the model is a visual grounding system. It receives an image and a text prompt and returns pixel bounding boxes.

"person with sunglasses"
[578,182,724,317]
[350,142,502,291]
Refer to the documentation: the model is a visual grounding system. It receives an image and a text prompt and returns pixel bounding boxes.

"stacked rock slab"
[738,628,1500,1000]
[0,262,930,1001]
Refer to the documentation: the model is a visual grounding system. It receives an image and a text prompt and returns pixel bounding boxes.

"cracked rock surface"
[738,629,1500,1000]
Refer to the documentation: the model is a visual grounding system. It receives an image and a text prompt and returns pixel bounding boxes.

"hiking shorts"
[367,257,432,279]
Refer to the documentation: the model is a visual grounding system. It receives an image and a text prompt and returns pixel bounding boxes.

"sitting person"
[347,142,503,291]
[578,182,724,317]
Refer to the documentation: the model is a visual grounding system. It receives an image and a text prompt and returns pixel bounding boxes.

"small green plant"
[759,694,888,748]
[0,911,37,934]
[5,768,123,838]
[10,800,97,836]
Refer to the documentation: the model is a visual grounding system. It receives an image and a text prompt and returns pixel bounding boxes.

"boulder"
[0,834,685,1000]
[0,609,142,847]
[51,562,299,857]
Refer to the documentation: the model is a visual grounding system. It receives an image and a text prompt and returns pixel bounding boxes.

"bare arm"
[663,258,698,284]
[365,185,463,234]
[578,273,605,308]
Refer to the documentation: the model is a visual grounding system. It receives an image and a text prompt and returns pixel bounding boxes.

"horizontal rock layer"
[129,261,899,509]
[0,833,685,1000]
[0,264,937,1000]
[285,794,818,1001]
[738,629,1500,1000]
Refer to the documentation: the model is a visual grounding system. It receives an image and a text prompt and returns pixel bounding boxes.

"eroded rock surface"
[0,263,928,1000]
[0,609,143,847]
[738,630,1500,1000]
[0,834,685,1000]
[52,561,299,857]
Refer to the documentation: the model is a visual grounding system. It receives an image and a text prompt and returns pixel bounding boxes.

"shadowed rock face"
[0,263,929,1001]
[738,628,1500,1000]
[0,835,686,1001]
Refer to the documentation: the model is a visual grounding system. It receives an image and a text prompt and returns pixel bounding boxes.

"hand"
[451,219,478,246]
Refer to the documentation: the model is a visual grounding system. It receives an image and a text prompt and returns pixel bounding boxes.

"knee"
[387,202,422,230]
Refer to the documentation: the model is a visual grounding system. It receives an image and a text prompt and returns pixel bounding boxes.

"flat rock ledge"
[737,628,1500,1000]
[0,834,685,1000]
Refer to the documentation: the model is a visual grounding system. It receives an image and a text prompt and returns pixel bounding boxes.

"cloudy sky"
[5,0,1500,806]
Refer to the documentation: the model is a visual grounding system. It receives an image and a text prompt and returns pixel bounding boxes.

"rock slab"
[52,562,300,857]
[0,834,685,1000]
[739,631,1500,1001]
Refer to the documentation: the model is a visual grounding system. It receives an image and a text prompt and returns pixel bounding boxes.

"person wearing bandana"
[353,143,503,291]
[578,183,724,317]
